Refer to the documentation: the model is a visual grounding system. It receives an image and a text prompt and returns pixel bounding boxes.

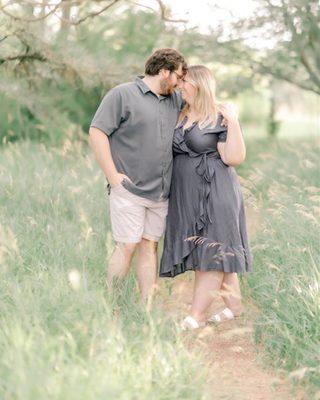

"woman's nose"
[177,81,184,89]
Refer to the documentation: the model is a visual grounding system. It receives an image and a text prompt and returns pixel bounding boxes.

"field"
[0,133,319,399]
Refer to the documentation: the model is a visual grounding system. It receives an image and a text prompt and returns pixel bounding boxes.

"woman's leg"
[220,272,243,317]
[190,270,224,324]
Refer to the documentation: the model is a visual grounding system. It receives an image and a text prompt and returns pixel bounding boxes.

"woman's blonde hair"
[178,65,218,129]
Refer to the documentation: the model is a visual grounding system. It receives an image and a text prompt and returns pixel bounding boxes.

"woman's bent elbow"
[223,154,246,166]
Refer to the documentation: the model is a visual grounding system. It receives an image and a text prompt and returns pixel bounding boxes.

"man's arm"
[88,127,127,188]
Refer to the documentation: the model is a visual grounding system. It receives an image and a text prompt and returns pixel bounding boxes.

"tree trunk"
[267,84,281,137]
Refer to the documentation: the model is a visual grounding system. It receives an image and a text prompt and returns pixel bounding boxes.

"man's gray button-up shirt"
[90,76,183,201]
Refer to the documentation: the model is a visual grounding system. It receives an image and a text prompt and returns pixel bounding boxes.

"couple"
[89,48,253,330]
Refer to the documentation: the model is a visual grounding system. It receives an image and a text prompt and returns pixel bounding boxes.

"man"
[89,48,187,301]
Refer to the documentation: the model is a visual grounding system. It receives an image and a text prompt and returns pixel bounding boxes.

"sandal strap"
[182,316,205,329]
[184,316,200,329]
[211,314,221,322]
[208,307,235,323]
[222,307,234,319]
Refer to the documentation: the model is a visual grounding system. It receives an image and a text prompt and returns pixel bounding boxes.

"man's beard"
[159,77,175,96]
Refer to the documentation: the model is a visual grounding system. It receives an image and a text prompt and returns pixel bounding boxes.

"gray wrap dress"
[159,114,253,278]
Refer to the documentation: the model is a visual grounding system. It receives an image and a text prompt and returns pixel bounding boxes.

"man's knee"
[114,242,137,259]
[138,237,158,254]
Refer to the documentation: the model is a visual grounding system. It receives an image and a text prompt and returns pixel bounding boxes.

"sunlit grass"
[0,134,319,398]
[0,140,209,400]
[239,137,320,395]
[243,118,319,139]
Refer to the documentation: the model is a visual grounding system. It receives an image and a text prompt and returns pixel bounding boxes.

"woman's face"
[178,74,197,105]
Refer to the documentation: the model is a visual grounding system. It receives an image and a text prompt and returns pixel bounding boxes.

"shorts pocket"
[111,179,126,193]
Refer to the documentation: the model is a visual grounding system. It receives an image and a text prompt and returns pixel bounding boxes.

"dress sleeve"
[217,114,228,142]
[218,119,244,142]
[90,87,126,136]
[217,130,227,143]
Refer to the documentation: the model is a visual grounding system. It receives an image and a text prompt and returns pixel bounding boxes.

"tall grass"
[0,135,319,398]
[239,137,320,396]
[0,140,209,400]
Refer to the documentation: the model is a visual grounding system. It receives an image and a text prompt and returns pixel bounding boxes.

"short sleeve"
[217,130,227,143]
[218,118,244,142]
[217,114,228,143]
[90,88,125,136]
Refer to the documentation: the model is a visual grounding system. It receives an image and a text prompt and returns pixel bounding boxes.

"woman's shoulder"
[203,113,226,133]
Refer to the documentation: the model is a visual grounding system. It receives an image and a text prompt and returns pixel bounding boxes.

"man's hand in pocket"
[109,173,131,189]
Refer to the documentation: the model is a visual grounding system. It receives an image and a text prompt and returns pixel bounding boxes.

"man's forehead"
[176,64,185,75]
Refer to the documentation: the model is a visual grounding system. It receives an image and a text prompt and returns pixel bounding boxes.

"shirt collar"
[134,75,170,100]
[135,75,152,94]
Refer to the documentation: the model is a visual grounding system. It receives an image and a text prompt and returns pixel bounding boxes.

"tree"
[0,1,188,143]
[213,0,320,95]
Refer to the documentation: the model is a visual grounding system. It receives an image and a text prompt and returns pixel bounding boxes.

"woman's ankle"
[228,306,243,317]
[190,311,207,324]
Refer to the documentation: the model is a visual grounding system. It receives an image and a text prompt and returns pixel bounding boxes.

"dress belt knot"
[195,152,219,232]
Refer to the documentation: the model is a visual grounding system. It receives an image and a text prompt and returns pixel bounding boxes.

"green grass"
[0,135,319,398]
[243,118,319,140]
[239,137,320,395]
[0,141,209,400]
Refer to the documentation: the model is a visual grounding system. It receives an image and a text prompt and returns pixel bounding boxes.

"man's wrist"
[107,173,123,188]
[105,171,118,181]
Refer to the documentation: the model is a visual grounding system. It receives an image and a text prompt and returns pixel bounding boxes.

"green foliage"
[237,89,270,125]
[215,0,320,95]
[0,1,318,143]
[0,7,171,144]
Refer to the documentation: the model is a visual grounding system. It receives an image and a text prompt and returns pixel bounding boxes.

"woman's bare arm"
[217,104,246,166]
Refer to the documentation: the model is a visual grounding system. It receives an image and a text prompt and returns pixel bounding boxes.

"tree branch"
[0,35,9,43]
[1,0,62,22]
[64,0,121,25]
[300,49,320,88]
[0,0,188,25]
[256,61,320,95]
[0,52,47,65]
[154,0,187,23]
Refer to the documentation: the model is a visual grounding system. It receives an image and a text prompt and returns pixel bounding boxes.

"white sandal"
[181,316,206,330]
[207,307,235,324]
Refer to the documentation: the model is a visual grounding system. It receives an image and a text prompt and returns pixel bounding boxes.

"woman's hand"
[218,103,239,124]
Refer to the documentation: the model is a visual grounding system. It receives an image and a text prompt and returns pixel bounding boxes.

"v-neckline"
[181,116,198,133]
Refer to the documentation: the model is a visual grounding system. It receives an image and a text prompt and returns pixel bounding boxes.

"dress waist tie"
[195,151,220,232]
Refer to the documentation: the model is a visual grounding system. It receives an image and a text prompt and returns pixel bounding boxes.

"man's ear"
[159,69,170,78]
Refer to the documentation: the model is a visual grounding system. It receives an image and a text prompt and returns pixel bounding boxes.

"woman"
[160,65,253,329]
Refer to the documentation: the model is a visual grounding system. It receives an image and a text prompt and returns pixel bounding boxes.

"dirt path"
[156,206,306,400]
[157,276,306,400]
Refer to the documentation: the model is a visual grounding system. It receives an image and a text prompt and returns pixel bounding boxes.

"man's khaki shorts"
[109,184,168,243]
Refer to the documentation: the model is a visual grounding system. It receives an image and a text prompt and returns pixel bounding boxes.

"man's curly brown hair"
[144,48,187,76]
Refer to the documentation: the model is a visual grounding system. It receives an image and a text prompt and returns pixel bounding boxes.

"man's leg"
[106,242,137,289]
[136,199,168,302]
[136,238,158,302]
[108,185,145,289]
